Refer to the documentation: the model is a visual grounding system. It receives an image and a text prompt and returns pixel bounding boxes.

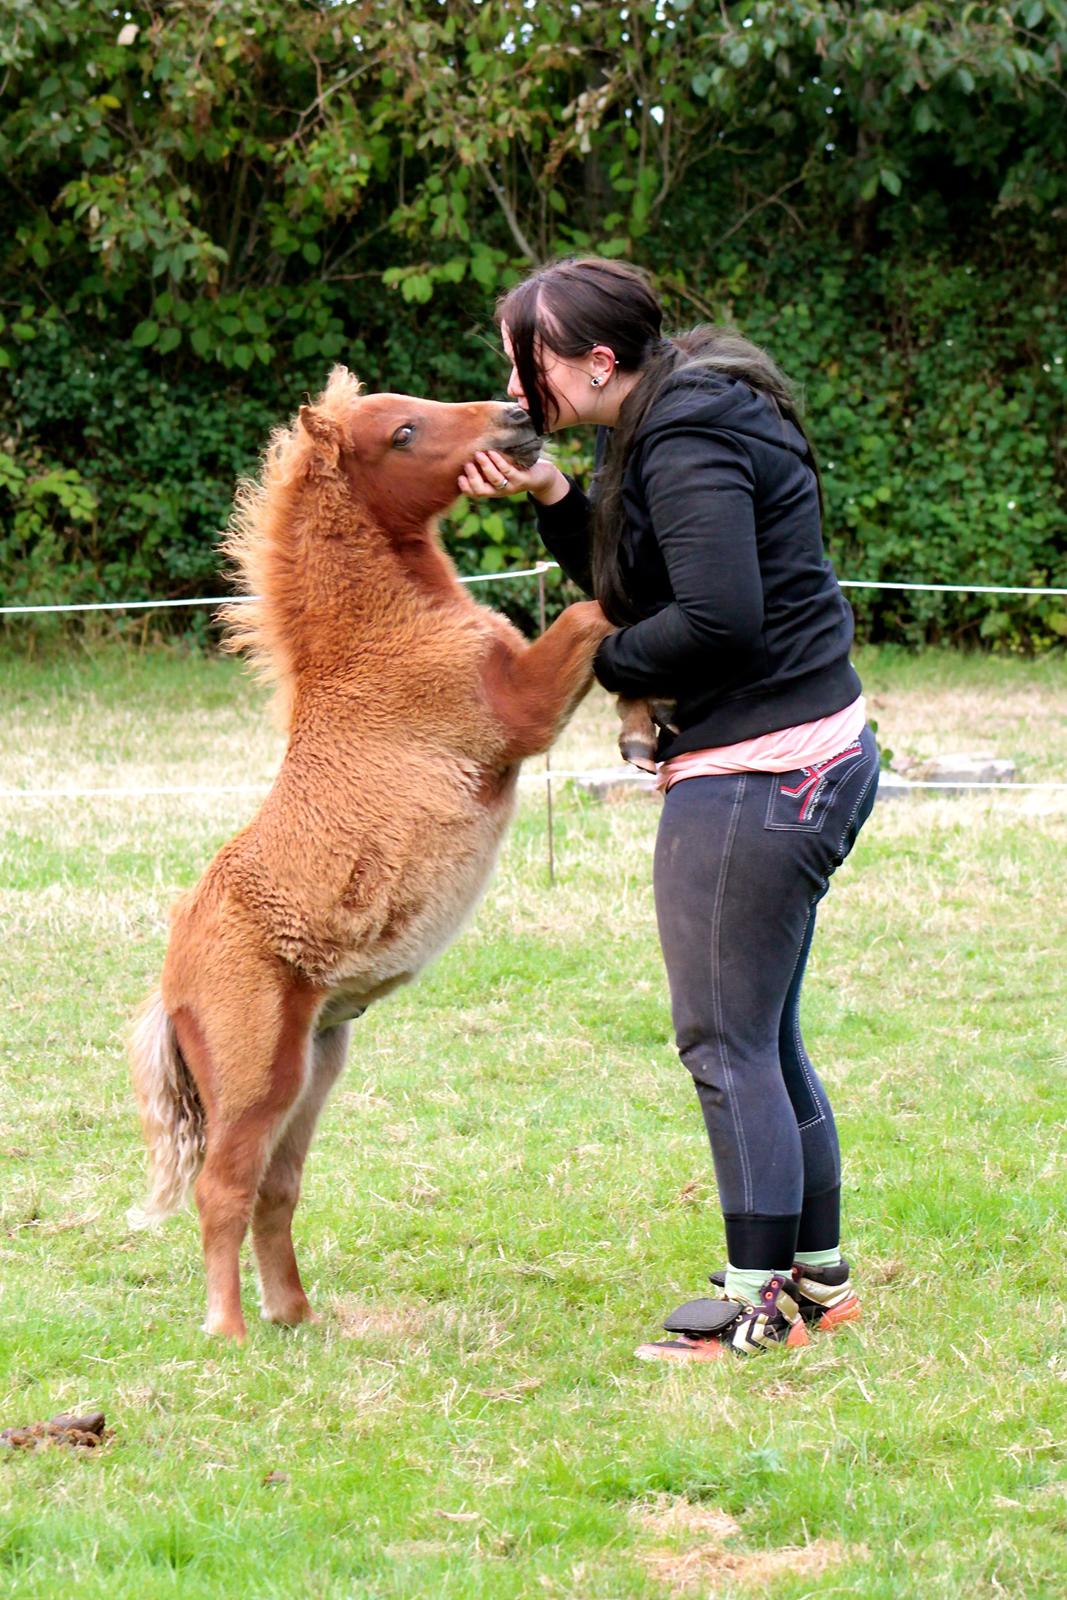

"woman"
[459,258,880,1361]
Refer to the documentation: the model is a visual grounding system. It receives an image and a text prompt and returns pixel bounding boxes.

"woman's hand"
[458,450,570,506]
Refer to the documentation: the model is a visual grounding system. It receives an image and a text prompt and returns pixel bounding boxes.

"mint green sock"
[793,1247,842,1269]
[724,1265,793,1305]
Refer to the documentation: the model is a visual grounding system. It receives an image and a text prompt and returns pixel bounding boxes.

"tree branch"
[477,162,540,263]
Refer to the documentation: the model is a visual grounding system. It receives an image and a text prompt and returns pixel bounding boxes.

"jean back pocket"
[764,741,868,834]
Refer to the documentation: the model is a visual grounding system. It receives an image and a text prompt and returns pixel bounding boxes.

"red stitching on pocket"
[778,742,863,822]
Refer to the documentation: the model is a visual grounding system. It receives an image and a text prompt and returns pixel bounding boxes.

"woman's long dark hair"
[496,259,822,626]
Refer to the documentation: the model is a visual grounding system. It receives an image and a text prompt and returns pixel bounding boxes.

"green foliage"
[1,0,1064,643]
[718,250,1067,647]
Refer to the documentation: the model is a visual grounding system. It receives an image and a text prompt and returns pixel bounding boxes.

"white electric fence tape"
[3,564,1067,615]
[3,560,1066,802]
[3,777,1067,802]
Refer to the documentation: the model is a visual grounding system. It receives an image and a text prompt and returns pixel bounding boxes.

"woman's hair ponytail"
[593,326,821,624]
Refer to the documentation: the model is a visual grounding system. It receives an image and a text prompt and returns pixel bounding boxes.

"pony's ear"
[299,405,342,458]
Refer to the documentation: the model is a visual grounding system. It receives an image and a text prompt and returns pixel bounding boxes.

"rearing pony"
[128,366,613,1341]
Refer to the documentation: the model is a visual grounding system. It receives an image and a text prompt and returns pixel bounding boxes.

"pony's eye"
[392,424,415,448]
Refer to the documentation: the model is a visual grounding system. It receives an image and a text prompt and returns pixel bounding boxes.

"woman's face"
[501,322,600,431]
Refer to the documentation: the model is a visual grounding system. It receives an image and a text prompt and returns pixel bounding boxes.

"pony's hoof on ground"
[262,1299,319,1327]
[203,1313,247,1342]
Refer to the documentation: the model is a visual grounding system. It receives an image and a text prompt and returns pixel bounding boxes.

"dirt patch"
[633,1495,861,1594]
[1,1410,108,1452]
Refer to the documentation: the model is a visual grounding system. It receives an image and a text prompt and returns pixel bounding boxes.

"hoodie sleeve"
[592,428,762,697]
[530,480,594,595]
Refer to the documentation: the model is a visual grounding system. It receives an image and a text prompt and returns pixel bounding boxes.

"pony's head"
[221,369,542,718]
[296,370,541,533]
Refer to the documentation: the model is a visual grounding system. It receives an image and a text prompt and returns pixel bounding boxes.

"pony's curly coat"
[128,369,612,1339]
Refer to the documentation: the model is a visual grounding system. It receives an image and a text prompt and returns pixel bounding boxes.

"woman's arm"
[592,429,762,697]
[530,475,594,595]
[459,449,596,596]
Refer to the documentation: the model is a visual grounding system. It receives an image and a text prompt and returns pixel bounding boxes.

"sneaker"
[635,1272,811,1362]
[708,1258,861,1330]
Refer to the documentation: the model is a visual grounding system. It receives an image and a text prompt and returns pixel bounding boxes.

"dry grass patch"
[634,1497,861,1595]
[643,1537,858,1594]
[331,1298,436,1343]
[632,1493,741,1542]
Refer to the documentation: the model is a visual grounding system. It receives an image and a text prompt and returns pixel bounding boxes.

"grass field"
[1,642,1064,1599]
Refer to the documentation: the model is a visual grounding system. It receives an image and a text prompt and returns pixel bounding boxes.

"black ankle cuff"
[722,1213,800,1269]
[796,1186,841,1253]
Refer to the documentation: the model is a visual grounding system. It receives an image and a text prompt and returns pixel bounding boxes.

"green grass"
[1,644,1065,1598]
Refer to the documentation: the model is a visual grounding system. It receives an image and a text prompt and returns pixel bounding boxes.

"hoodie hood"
[634,368,813,464]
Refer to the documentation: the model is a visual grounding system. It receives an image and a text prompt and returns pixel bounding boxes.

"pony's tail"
[126,990,206,1229]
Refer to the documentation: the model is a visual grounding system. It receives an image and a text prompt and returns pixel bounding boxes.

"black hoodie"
[532,370,862,759]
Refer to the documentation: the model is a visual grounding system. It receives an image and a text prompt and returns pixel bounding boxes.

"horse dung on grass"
[128,366,614,1341]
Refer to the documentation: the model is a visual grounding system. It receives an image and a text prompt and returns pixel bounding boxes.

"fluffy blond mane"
[218,367,364,722]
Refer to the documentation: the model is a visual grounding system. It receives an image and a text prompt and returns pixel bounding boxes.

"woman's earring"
[590,376,603,388]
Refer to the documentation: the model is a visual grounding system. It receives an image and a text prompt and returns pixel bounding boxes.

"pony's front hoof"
[619,737,658,774]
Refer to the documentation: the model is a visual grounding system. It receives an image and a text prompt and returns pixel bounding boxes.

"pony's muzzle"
[492,404,542,469]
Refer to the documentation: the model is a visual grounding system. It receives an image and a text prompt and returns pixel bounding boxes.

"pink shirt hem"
[658,695,867,791]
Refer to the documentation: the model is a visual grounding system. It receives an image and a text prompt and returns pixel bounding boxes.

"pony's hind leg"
[252,1022,352,1327]
[172,974,323,1341]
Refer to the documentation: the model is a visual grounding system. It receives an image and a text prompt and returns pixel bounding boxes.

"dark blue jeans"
[652,726,880,1269]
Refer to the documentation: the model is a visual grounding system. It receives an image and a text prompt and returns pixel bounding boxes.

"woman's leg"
[653,773,819,1272]
[652,731,880,1286]
[778,900,843,1254]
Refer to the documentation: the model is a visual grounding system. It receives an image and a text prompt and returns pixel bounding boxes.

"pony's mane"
[218,367,364,721]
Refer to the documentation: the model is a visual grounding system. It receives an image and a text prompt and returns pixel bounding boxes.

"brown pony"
[128,366,613,1341]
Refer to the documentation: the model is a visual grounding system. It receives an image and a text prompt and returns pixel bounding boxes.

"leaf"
[131,320,159,347]
[400,273,433,303]
[470,252,497,288]
[301,240,322,266]
[157,326,181,354]
[880,168,902,196]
